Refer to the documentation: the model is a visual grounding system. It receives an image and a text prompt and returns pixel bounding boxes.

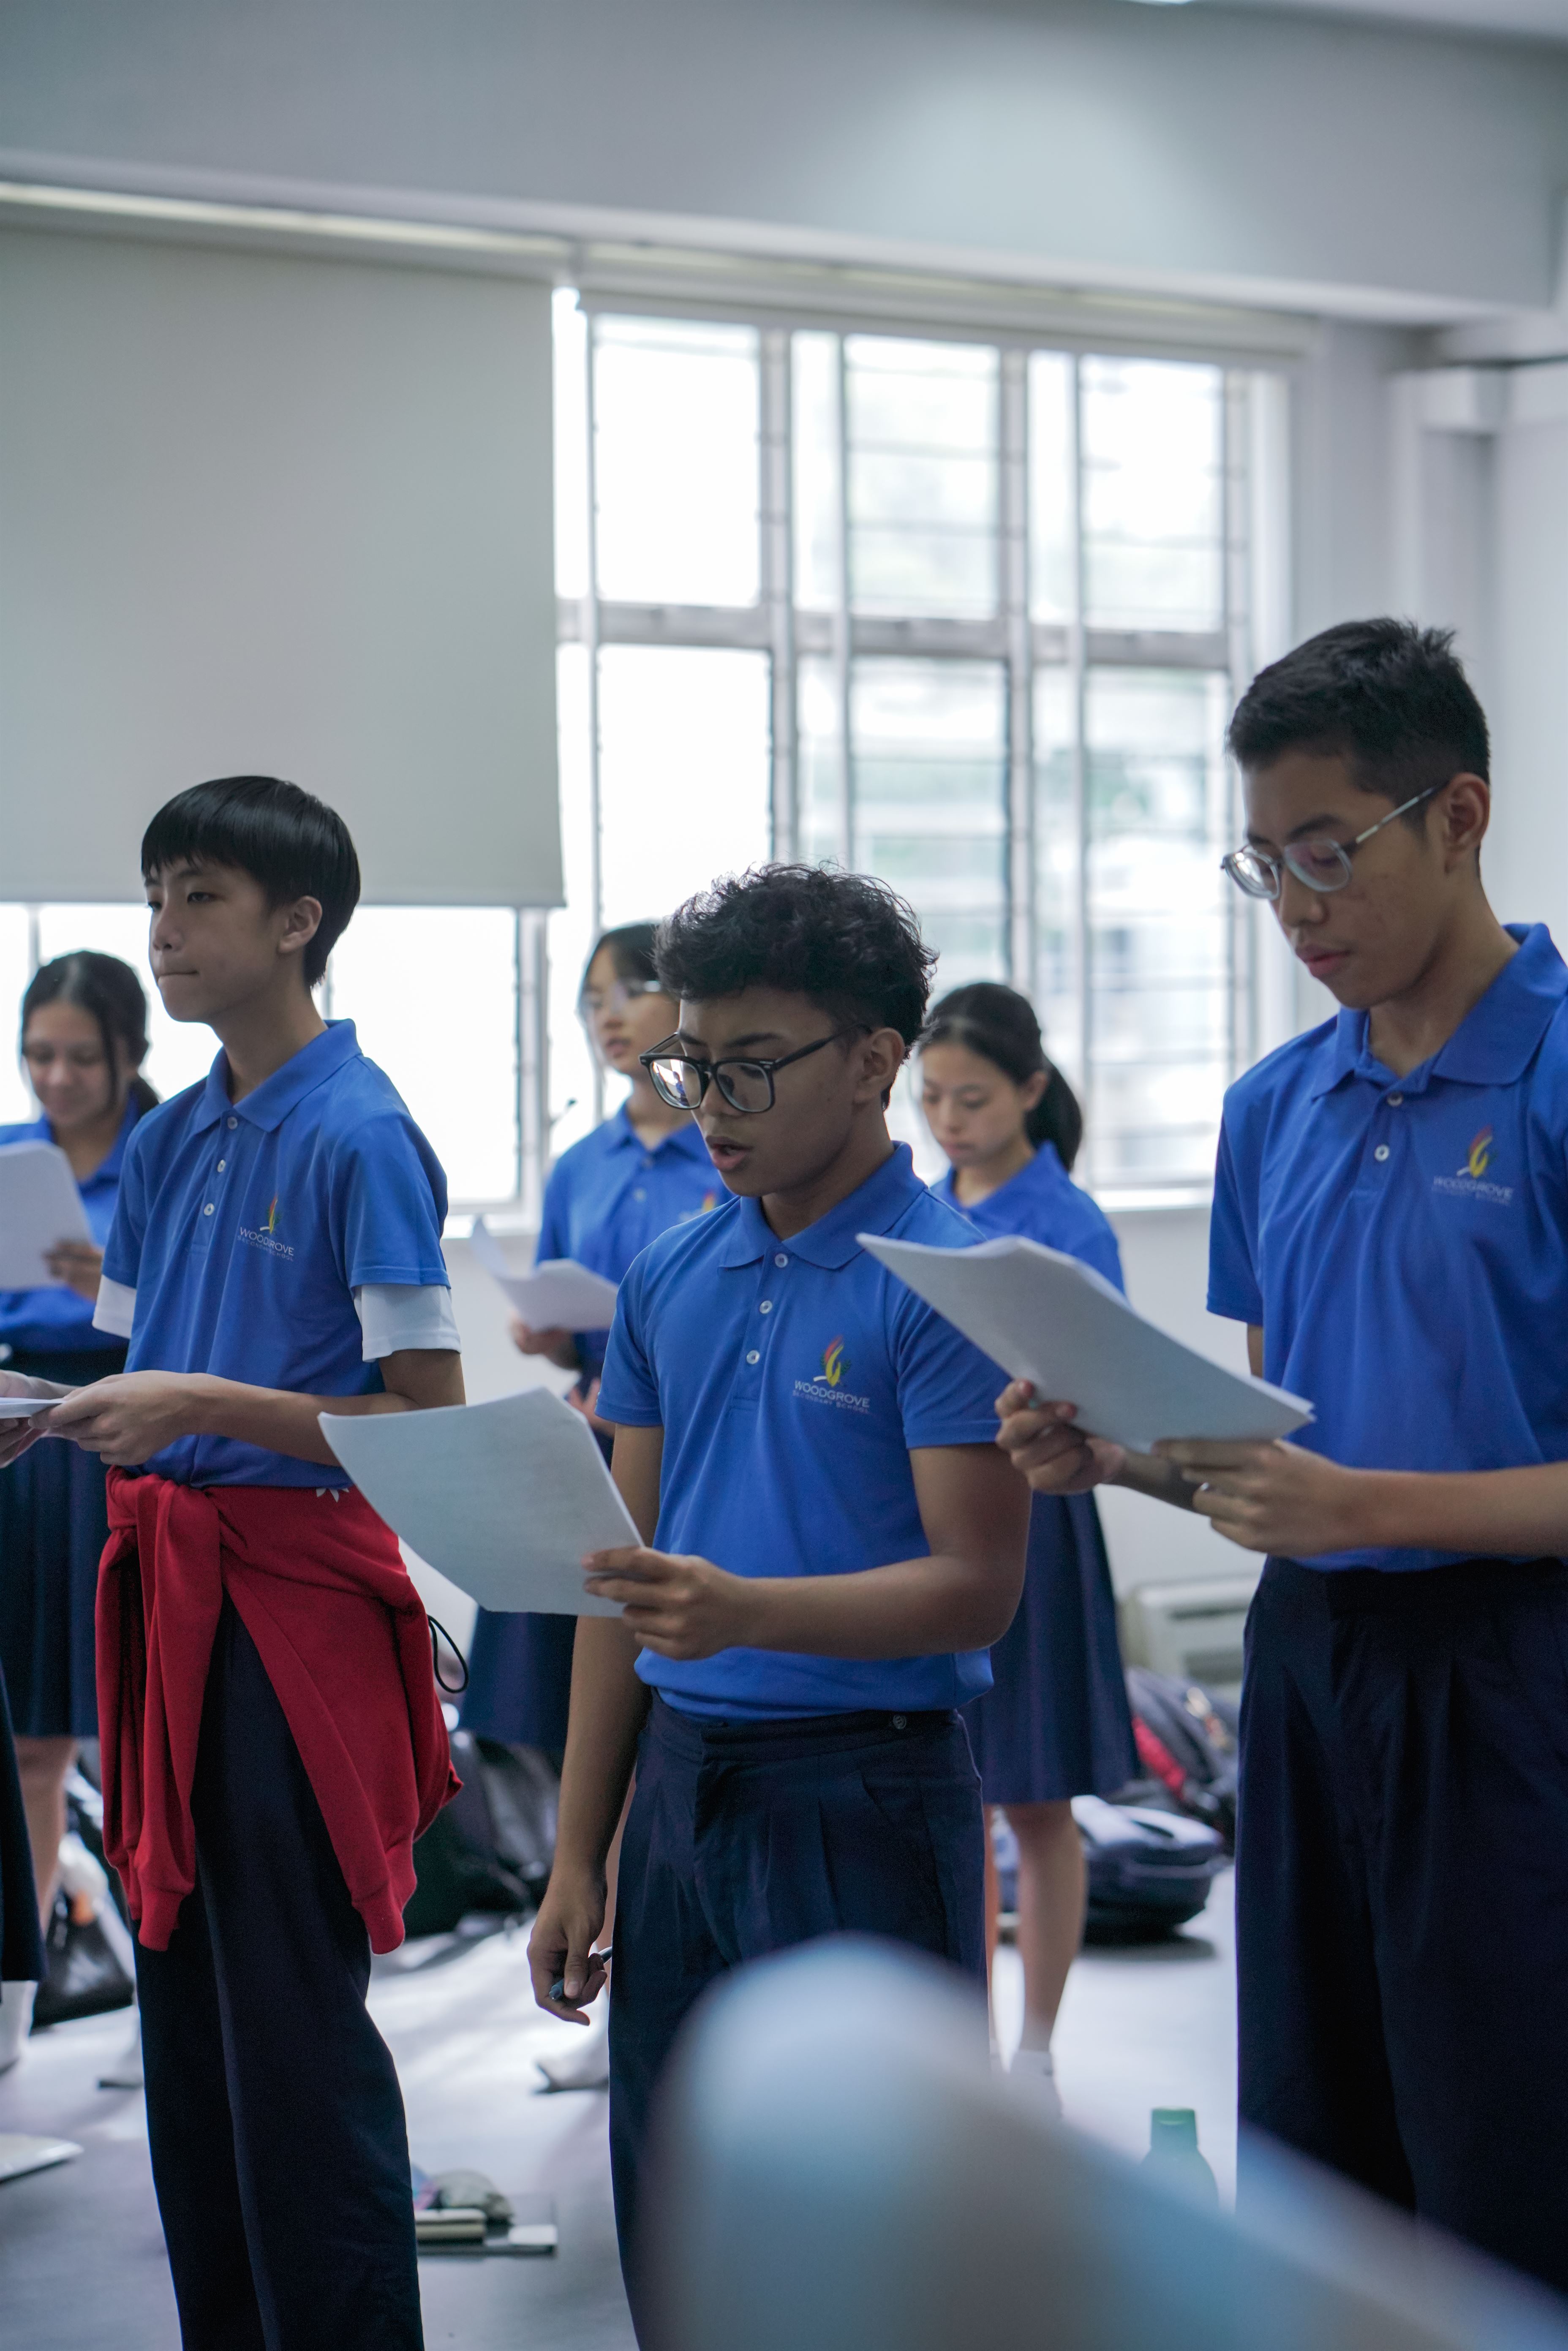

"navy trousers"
[608,1696,986,2323]
[1237,1554,1568,2299]
[133,1603,423,2351]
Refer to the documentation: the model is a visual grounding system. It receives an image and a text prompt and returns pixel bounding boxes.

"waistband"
[646,1692,960,1763]
[1270,1553,1568,1615]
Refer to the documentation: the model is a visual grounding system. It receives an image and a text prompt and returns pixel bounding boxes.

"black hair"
[140,776,361,988]
[921,982,1083,1173]
[1227,619,1490,821]
[21,952,159,1119]
[654,865,936,1047]
[582,921,664,995]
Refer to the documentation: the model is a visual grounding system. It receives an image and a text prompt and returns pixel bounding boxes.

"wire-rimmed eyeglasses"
[578,976,668,1020]
[640,1031,843,1115]
[1221,783,1445,901]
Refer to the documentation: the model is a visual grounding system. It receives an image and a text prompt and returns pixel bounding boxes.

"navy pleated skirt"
[0,1345,125,1740]
[963,1490,1136,1806]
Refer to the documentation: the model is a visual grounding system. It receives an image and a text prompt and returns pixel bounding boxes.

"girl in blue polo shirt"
[920,982,1135,2102]
[462,922,716,1769]
[0,954,156,1944]
[996,620,1568,2300]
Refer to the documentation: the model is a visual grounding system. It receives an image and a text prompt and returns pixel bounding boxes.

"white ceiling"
[1202,0,1568,39]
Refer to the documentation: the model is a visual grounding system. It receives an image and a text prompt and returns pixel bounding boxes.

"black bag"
[1124,1666,1240,1852]
[31,1903,135,2027]
[1073,1795,1227,1944]
[403,1733,559,1939]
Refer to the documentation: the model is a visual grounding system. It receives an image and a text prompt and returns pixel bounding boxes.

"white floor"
[0,1871,1236,2345]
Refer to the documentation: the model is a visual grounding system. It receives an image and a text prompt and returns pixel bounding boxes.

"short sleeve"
[101,1124,150,1291]
[596,1263,663,1428]
[329,1113,450,1290]
[890,1288,1005,1450]
[1207,1116,1264,1325]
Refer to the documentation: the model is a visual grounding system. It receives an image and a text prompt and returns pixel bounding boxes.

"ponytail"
[921,981,1083,1174]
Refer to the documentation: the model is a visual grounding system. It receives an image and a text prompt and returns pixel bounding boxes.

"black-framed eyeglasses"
[1221,783,1445,901]
[640,1031,844,1115]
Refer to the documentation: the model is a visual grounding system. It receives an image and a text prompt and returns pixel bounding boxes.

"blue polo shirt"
[539,1105,719,1378]
[1209,922,1568,1572]
[0,1097,142,1355]
[597,1143,1007,1720]
[933,1142,1124,1293]
[101,1020,449,1489]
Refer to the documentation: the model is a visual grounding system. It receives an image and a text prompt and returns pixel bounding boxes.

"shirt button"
[1387,1094,1404,1107]
[746,1349,760,1365]
[891,1714,908,1731]
[774,1253,788,1268]
[1374,1144,1390,1163]
[217,1159,226,1171]
[204,1202,215,1215]
[759,1300,772,1314]
[227,1116,238,1129]
[633,1188,646,1201]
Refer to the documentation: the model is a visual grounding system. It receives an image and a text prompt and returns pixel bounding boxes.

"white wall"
[3,0,1568,321]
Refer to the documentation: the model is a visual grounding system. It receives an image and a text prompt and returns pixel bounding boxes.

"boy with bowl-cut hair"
[527,863,1030,2330]
[0,774,461,2351]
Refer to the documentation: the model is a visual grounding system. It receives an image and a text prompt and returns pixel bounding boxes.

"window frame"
[556,296,1290,1207]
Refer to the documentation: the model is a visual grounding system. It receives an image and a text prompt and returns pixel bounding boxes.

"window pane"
[1029,353,1075,625]
[0,907,33,1124]
[1082,669,1234,1185]
[597,645,772,935]
[792,333,841,615]
[593,318,760,606]
[1080,358,1224,633]
[1032,668,1082,1094]
[845,338,998,619]
[849,658,1007,989]
[328,909,519,1202]
[797,654,845,870]
[35,904,215,1103]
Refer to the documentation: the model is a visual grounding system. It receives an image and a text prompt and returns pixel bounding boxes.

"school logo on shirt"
[1432,1126,1514,1207]
[237,1192,297,1260]
[676,1191,723,1224]
[794,1334,871,1414]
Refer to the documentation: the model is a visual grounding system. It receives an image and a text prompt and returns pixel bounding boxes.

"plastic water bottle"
[1142,2107,1219,2204]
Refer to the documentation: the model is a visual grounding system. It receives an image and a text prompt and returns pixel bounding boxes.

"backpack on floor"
[1073,1795,1227,1944]
[1123,1667,1240,1852]
[402,1733,559,1939]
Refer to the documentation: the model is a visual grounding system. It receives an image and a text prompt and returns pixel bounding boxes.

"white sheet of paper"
[860,1231,1313,1453]
[0,1396,61,1418]
[468,1216,621,1332]
[317,1388,637,1615]
[0,1141,94,1288]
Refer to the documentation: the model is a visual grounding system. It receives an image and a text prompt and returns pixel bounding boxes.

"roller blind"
[0,226,561,905]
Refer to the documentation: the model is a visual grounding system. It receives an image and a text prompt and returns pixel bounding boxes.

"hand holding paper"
[318,1388,636,1615]
[859,1231,1312,1453]
[468,1217,620,1334]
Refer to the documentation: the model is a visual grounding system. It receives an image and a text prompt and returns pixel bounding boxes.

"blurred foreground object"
[645,1938,1568,2351]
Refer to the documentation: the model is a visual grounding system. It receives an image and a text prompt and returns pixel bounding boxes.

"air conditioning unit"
[1118,1570,1262,1696]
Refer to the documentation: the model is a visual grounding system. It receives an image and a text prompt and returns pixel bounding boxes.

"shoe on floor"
[0,1981,36,2076]
[1007,2040,1063,2120]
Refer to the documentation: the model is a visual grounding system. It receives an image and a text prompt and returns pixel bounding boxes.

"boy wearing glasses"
[528,865,1029,2323]
[996,619,1568,2296]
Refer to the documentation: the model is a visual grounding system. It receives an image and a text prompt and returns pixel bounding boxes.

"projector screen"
[0,226,561,906]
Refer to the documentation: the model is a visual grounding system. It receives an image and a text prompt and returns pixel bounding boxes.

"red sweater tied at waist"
[98,1469,460,1955]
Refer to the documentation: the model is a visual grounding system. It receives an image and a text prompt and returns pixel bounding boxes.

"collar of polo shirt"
[716,1144,918,1271]
[189,1019,362,1135]
[1309,924,1565,1101]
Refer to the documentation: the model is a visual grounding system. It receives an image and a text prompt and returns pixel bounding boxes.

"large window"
[554,297,1272,1195]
